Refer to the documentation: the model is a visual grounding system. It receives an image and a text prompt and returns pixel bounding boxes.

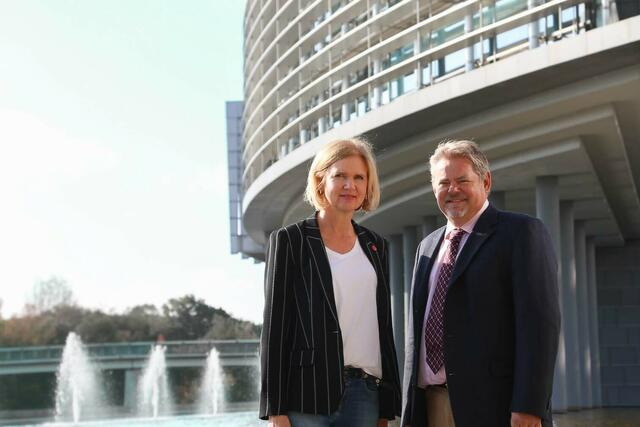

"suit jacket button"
[448,372,455,376]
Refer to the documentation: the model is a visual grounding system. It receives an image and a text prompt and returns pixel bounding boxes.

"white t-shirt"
[325,240,382,379]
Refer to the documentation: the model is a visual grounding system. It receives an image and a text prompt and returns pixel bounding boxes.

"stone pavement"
[554,408,640,427]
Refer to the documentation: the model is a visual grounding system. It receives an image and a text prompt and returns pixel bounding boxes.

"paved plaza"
[555,408,640,427]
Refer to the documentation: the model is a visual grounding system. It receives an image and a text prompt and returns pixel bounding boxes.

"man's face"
[431,156,491,226]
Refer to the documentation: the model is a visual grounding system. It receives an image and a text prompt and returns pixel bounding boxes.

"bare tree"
[25,276,75,314]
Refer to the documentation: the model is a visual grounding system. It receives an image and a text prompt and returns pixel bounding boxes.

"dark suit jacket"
[259,215,402,420]
[401,205,560,427]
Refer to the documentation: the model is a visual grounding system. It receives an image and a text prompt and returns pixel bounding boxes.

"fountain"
[137,345,174,418]
[54,332,105,423]
[196,348,224,414]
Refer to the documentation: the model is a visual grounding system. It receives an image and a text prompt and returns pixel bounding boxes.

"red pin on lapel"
[371,244,377,252]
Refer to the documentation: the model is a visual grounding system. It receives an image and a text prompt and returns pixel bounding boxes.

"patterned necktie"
[425,228,466,374]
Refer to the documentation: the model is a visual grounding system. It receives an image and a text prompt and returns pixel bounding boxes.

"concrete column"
[601,0,610,25]
[299,128,308,145]
[421,216,438,239]
[575,221,593,408]
[403,226,418,334]
[372,59,382,109]
[560,201,582,409]
[587,238,602,406]
[464,13,474,71]
[528,0,540,49]
[124,369,140,411]
[535,176,567,412]
[389,234,404,372]
[317,116,326,135]
[414,34,423,88]
[341,77,349,123]
[489,191,506,210]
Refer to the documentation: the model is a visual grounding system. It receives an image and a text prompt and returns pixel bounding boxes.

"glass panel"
[444,49,465,74]
[403,71,417,93]
[421,64,431,86]
[495,0,527,20]
[381,84,390,105]
[496,24,528,50]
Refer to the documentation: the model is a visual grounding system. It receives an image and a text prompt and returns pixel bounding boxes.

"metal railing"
[240,0,607,192]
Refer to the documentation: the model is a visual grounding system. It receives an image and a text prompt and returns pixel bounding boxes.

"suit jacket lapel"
[449,204,498,286]
[413,227,445,331]
[303,215,339,323]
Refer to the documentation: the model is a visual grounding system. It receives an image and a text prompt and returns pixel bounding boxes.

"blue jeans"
[288,376,380,427]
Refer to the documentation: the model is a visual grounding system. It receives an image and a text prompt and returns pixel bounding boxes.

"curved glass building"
[227,0,640,411]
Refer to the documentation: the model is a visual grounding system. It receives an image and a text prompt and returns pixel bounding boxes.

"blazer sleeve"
[259,228,295,420]
[510,218,561,417]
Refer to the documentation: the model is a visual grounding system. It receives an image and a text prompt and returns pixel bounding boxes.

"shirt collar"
[445,199,489,236]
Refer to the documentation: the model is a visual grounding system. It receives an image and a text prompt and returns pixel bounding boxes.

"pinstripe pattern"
[259,215,402,420]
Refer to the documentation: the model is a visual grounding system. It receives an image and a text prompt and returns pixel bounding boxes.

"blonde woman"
[259,138,401,427]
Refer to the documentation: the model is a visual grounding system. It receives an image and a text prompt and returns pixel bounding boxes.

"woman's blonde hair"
[304,138,381,212]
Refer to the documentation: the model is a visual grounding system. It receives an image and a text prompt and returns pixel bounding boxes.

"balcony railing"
[241,0,614,192]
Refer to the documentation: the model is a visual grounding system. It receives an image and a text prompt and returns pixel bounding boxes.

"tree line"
[0,277,261,347]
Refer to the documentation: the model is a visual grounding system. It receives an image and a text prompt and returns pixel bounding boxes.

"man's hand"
[511,412,541,427]
[268,415,291,427]
[377,419,388,427]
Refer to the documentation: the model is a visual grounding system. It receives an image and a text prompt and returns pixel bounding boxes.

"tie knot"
[446,228,466,243]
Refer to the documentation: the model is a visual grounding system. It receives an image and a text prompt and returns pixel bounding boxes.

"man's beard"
[445,205,467,218]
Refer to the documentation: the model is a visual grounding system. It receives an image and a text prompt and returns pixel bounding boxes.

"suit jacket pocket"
[489,359,514,377]
[292,349,315,366]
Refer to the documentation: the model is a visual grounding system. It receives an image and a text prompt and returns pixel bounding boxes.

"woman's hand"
[377,419,389,427]
[268,415,291,427]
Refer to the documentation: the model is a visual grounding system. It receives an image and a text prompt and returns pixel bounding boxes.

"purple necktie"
[425,228,466,374]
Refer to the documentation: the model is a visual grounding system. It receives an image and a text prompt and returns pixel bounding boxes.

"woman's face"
[321,155,368,214]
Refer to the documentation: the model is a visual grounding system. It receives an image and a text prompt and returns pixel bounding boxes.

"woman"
[259,138,401,427]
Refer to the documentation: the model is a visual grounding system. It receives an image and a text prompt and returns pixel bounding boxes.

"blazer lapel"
[413,227,445,330]
[303,215,339,323]
[449,204,498,286]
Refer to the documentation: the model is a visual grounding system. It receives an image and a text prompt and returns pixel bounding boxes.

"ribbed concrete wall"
[597,241,640,406]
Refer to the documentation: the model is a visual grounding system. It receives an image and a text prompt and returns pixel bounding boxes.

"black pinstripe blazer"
[259,214,402,420]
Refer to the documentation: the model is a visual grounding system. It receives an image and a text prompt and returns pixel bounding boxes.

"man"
[401,140,560,427]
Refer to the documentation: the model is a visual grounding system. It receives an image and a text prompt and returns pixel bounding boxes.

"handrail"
[241,0,587,187]
[242,0,479,173]
[243,0,411,149]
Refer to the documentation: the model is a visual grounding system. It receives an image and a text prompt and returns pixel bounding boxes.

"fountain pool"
[14,412,263,427]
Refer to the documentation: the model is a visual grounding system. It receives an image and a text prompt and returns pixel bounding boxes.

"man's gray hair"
[429,139,490,181]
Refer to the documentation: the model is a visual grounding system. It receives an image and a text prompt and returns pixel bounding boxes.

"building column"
[299,128,308,145]
[403,226,418,334]
[389,234,404,372]
[414,33,423,88]
[528,0,540,49]
[575,221,593,408]
[372,59,382,109]
[124,369,140,411]
[601,0,611,25]
[341,76,349,123]
[489,190,506,210]
[421,215,438,239]
[317,116,326,135]
[535,176,567,412]
[464,13,474,71]
[560,201,582,409]
[587,238,602,406]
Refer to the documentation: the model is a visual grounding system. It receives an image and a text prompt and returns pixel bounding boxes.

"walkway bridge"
[0,339,260,376]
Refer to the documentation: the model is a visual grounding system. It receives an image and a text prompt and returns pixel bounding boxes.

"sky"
[0,0,266,323]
